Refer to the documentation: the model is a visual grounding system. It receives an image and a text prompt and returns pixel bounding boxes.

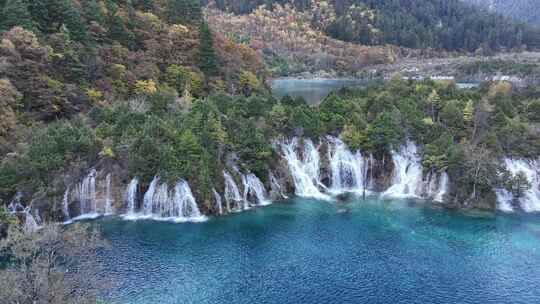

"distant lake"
[456,82,480,89]
[271,78,479,104]
[270,78,374,104]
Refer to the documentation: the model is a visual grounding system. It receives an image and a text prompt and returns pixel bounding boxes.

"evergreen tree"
[106,6,135,49]
[84,0,105,25]
[135,0,154,11]
[168,0,201,25]
[0,0,34,32]
[198,22,218,76]
[62,0,88,42]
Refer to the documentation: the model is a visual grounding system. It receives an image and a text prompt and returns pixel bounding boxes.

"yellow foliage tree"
[488,81,512,98]
[239,71,260,95]
[86,88,103,104]
[134,79,157,95]
[463,100,474,124]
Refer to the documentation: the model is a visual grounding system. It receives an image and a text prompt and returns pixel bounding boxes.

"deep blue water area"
[95,197,540,304]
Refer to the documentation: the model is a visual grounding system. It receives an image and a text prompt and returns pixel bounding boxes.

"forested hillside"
[465,0,540,26]
[206,3,396,77]
[2,0,540,223]
[0,0,265,127]
[208,0,540,52]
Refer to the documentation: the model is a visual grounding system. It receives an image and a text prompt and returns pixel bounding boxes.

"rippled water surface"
[96,197,540,304]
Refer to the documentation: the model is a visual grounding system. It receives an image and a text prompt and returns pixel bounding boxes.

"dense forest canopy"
[0,0,265,123]
[465,0,540,26]
[207,0,540,52]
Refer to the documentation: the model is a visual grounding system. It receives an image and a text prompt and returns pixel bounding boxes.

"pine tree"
[84,0,105,25]
[0,0,34,32]
[198,22,218,76]
[63,0,88,42]
[168,0,201,25]
[427,89,442,121]
[135,0,154,11]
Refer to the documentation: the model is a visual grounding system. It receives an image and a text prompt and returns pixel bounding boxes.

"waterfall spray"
[143,177,159,215]
[280,138,327,199]
[124,178,139,216]
[24,207,39,233]
[270,171,287,199]
[327,136,366,193]
[105,173,113,214]
[383,141,423,198]
[213,188,223,214]
[62,187,70,220]
[172,180,206,221]
[243,173,271,206]
[224,171,244,211]
[496,158,540,212]
[74,169,98,218]
[131,177,206,222]
[433,172,449,203]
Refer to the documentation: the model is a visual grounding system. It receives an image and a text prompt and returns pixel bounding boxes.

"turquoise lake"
[95,196,540,304]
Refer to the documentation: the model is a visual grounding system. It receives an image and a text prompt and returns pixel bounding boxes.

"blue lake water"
[270,78,478,104]
[270,78,373,104]
[97,197,540,304]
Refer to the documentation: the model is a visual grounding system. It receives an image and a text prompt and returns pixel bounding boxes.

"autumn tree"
[0,223,111,304]
[0,79,21,150]
[238,70,259,96]
[460,144,500,200]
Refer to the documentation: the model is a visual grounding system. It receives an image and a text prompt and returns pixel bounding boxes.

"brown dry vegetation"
[205,3,395,76]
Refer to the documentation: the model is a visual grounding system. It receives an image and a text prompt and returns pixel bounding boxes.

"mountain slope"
[0,0,265,124]
[208,0,540,52]
[326,0,540,51]
[464,0,540,26]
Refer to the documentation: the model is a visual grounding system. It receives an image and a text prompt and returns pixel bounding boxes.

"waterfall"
[280,138,327,199]
[327,136,366,193]
[24,207,39,233]
[172,181,206,222]
[423,171,449,202]
[240,175,252,209]
[73,169,99,218]
[124,178,139,216]
[213,188,223,215]
[368,154,375,190]
[132,178,206,222]
[8,192,23,214]
[154,183,171,216]
[224,171,244,211]
[432,172,449,203]
[383,141,423,198]
[143,176,159,215]
[497,158,540,212]
[61,187,70,220]
[270,171,287,199]
[495,188,514,212]
[243,173,271,206]
[104,174,113,214]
